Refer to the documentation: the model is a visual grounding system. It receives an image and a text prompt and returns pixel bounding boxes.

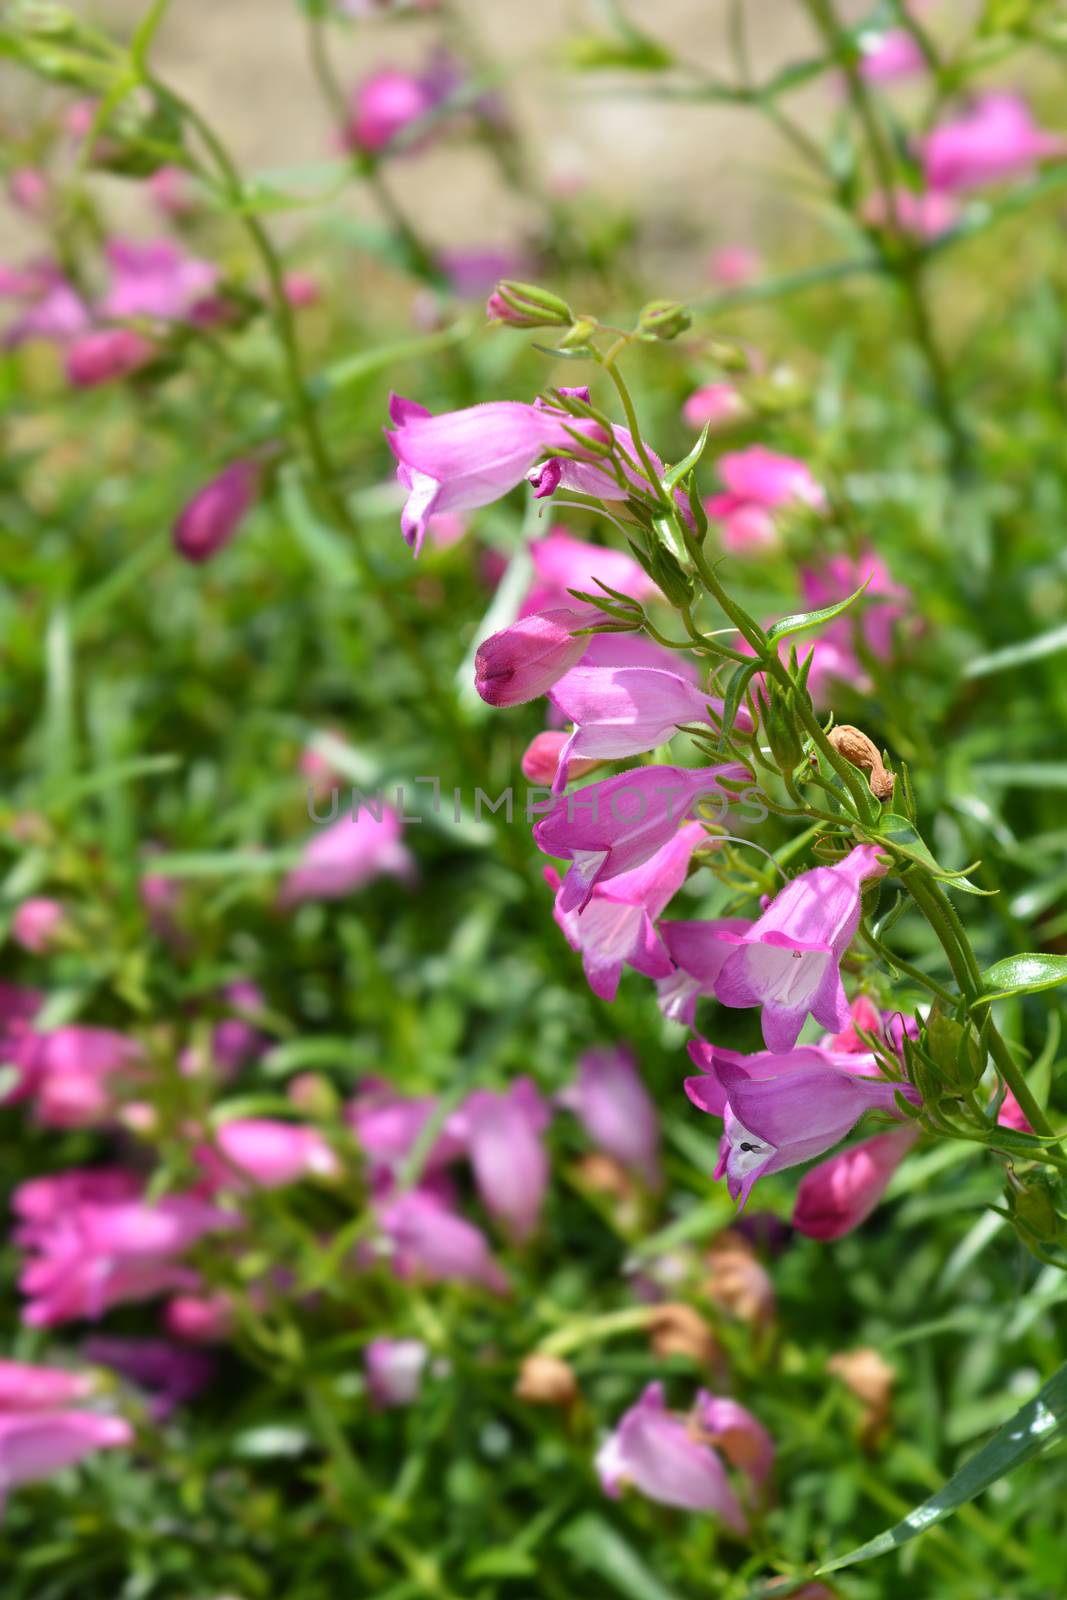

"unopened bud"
[1006,1173,1063,1246]
[646,1303,721,1367]
[827,1347,895,1447]
[515,1353,579,1408]
[637,299,692,341]
[558,316,598,349]
[827,725,894,801]
[487,280,573,329]
[705,1230,775,1325]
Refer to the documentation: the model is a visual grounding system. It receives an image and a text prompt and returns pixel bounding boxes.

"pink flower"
[1,263,90,347]
[12,1167,142,1228]
[800,547,908,663]
[921,94,1065,193]
[464,1077,551,1241]
[475,605,592,707]
[386,393,578,556]
[0,1360,93,1412]
[546,820,707,1001]
[10,897,65,953]
[708,246,760,287]
[521,528,661,615]
[17,1025,141,1129]
[100,239,217,323]
[521,730,599,786]
[364,1338,429,1408]
[344,68,437,154]
[997,1089,1034,1135]
[8,167,49,216]
[173,460,259,563]
[83,1337,214,1420]
[526,389,665,507]
[164,1292,234,1344]
[0,1411,132,1507]
[196,1118,339,1191]
[685,1041,920,1206]
[682,384,746,430]
[561,1046,661,1186]
[16,1187,237,1327]
[705,446,825,555]
[863,187,959,239]
[858,25,925,83]
[547,666,733,792]
[65,327,156,387]
[534,764,748,914]
[280,806,414,905]
[376,1189,509,1294]
[283,270,320,308]
[714,845,890,1051]
[147,165,196,218]
[438,248,529,300]
[695,1392,775,1495]
[792,1125,918,1239]
[656,918,753,1027]
[348,1081,467,1176]
[596,1381,748,1529]
[209,980,270,1076]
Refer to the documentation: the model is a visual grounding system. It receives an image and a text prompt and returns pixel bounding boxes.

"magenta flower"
[863,187,959,239]
[596,1382,748,1530]
[16,1025,141,1130]
[65,327,156,387]
[280,806,414,905]
[16,1188,237,1327]
[464,1077,551,1241]
[344,68,439,154]
[10,897,65,953]
[521,528,662,614]
[685,1041,920,1205]
[376,1189,509,1294]
[858,25,925,83]
[147,164,196,218]
[526,393,664,505]
[656,918,752,1027]
[547,666,733,792]
[475,606,591,707]
[560,1046,662,1186]
[546,820,706,1001]
[792,1125,918,1239]
[209,980,270,1076]
[386,393,576,555]
[997,1089,1034,1135]
[100,238,216,323]
[364,1338,429,1408]
[714,844,889,1051]
[695,1392,775,1496]
[196,1118,339,1191]
[0,1411,132,1509]
[348,1081,467,1176]
[0,1360,93,1412]
[706,445,825,555]
[534,763,747,914]
[83,1337,214,1421]
[2,263,90,347]
[173,460,259,564]
[682,384,745,430]
[921,93,1065,193]
[800,547,908,664]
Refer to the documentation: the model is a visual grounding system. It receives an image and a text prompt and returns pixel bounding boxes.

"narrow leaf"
[765,578,870,644]
[975,953,1067,1006]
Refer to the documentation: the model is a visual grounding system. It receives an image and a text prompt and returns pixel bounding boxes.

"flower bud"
[173,460,259,564]
[637,299,692,341]
[704,1230,775,1325]
[10,897,66,953]
[487,279,573,329]
[827,1347,894,1447]
[65,328,155,388]
[520,730,598,786]
[474,605,589,707]
[646,1303,720,1367]
[514,1353,578,1408]
[558,316,598,349]
[827,724,894,801]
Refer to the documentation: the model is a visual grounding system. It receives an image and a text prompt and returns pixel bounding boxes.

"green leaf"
[976,953,1067,1005]
[660,422,710,492]
[313,320,470,396]
[765,578,870,643]
[964,622,1067,678]
[875,814,993,893]
[558,1515,685,1600]
[818,1357,1067,1572]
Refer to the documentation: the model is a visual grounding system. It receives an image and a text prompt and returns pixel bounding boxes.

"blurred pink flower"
[101,238,217,323]
[280,807,414,905]
[706,446,825,556]
[521,528,661,615]
[348,1080,467,1176]
[863,187,959,239]
[196,1118,339,1191]
[2,263,90,347]
[561,1046,662,1186]
[858,25,925,83]
[0,1360,93,1412]
[8,167,49,216]
[10,897,65,953]
[173,460,260,564]
[921,93,1065,193]
[521,729,598,786]
[365,1337,429,1407]
[65,327,156,387]
[0,1411,132,1508]
[708,246,760,287]
[656,917,752,1027]
[682,384,746,430]
[83,1337,214,1420]
[596,1381,748,1529]
[15,1025,142,1130]
[376,1189,509,1294]
[464,1077,551,1241]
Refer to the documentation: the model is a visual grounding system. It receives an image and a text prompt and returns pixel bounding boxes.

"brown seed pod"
[646,1303,722,1368]
[514,1353,579,1408]
[827,724,895,801]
